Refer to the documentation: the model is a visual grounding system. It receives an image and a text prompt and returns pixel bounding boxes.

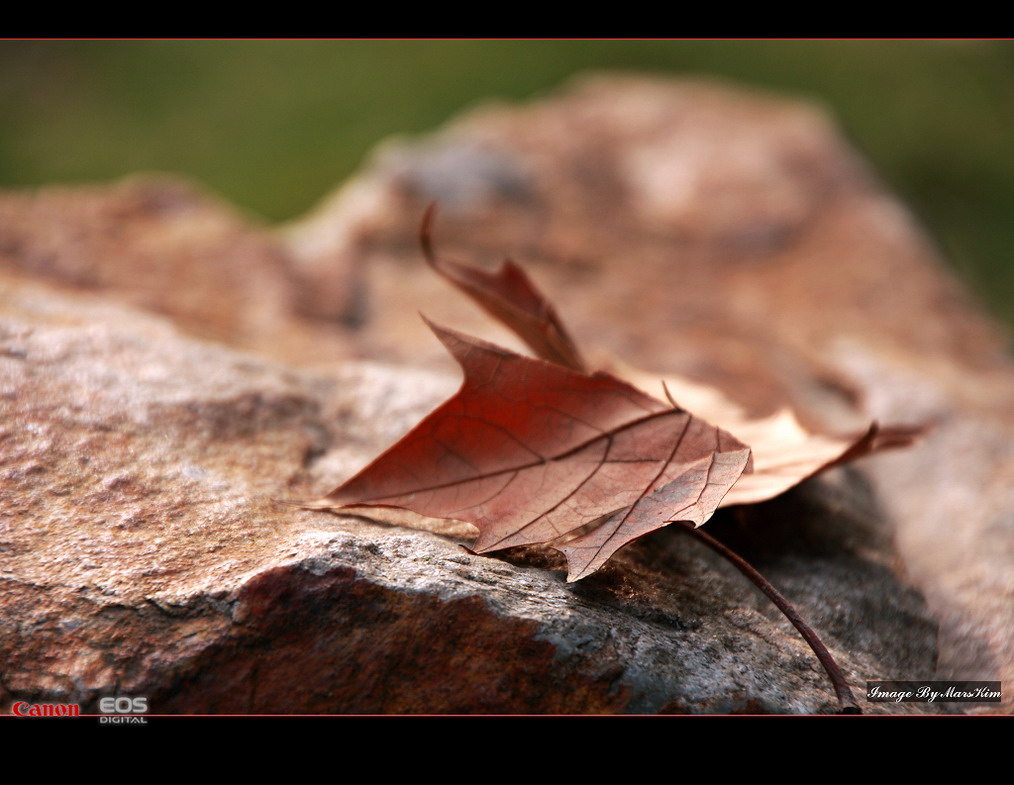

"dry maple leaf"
[308,210,918,584]
[419,206,919,510]
[309,320,752,581]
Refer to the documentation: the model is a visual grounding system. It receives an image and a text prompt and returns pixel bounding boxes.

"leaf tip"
[279,496,336,511]
[554,539,608,583]
[661,380,686,413]
[419,314,464,353]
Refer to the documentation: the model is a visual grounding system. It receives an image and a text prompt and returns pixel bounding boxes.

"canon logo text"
[12,701,81,717]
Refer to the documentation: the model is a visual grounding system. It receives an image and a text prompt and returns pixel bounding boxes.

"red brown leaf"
[308,320,752,581]
[420,214,919,508]
[421,204,587,372]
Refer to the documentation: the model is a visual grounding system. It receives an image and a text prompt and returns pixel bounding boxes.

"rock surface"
[2,75,1011,714]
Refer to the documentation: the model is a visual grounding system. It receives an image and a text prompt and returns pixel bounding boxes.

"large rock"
[2,75,1011,714]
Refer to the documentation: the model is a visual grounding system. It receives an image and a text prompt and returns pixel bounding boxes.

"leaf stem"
[675,522,861,714]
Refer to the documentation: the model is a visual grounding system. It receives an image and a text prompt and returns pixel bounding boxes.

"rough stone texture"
[2,75,1011,714]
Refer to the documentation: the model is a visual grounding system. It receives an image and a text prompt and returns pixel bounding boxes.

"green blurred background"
[2,40,1012,331]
